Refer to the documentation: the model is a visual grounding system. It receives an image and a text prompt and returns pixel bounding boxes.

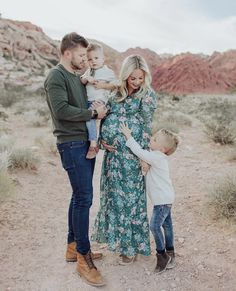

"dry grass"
[0,134,15,152]
[209,175,236,222]
[203,118,236,145]
[9,148,40,170]
[197,98,236,145]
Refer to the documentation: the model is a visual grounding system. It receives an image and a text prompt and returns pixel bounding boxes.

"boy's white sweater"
[126,137,175,205]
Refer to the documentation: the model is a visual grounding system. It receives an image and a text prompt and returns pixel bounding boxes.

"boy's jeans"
[57,141,95,255]
[150,205,174,252]
[86,101,97,141]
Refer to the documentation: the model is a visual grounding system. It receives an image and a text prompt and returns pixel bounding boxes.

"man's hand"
[120,122,132,140]
[87,76,96,84]
[96,105,107,119]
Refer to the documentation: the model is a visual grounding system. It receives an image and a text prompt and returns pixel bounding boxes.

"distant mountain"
[0,18,236,94]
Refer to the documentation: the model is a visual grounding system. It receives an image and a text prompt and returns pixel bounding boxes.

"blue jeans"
[150,205,174,253]
[86,101,97,141]
[57,141,95,255]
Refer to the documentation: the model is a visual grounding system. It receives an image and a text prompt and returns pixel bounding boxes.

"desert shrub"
[209,175,236,222]
[9,148,40,170]
[0,134,15,152]
[203,118,236,145]
[199,98,236,145]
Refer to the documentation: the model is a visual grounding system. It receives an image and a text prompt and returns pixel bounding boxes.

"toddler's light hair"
[87,42,103,54]
[156,129,179,155]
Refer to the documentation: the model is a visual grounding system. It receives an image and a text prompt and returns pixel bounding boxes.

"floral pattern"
[91,89,157,256]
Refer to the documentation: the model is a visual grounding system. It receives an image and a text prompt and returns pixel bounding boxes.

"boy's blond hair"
[87,42,103,54]
[156,129,179,155]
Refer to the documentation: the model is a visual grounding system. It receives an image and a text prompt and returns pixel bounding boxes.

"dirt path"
[0,112,236,291]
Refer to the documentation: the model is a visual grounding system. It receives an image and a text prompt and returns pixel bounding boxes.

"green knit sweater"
[44,64,92,144]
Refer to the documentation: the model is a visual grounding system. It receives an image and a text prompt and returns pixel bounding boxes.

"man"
[44,32,107,287]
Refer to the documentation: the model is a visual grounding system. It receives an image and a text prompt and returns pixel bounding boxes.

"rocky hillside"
[0,18,236,94]
[153,51,236,94]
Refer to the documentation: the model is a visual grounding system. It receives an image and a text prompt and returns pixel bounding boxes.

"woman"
[92,55,157,264]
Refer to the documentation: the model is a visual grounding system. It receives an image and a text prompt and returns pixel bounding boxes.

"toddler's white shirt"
[83,65,117,103]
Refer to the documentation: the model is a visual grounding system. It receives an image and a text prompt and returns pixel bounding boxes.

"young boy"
[81,43,117,159]
[120,124,179,274]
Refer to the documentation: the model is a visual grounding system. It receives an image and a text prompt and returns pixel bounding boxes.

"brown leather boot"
[155,252,171,274]
[76,250,105,286]
[66,242,103,262]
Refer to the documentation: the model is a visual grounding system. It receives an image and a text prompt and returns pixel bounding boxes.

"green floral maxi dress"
[91,89,157,256]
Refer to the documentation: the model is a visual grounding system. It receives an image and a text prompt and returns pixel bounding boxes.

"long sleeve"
[126,137,156,165]
[45,70,92,122]
[139,89,157,149]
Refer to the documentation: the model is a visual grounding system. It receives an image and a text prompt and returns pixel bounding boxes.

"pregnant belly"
[100,114,141,147]
[100,116,121,147]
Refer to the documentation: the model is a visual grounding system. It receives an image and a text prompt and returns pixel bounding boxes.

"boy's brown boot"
[66,242,103,262]
[155,252,171,274]
[76,250,105,287]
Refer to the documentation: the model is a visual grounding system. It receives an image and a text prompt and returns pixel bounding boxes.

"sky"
[1,0,236,55]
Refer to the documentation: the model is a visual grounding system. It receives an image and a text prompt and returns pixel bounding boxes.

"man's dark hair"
[60,32,89,54]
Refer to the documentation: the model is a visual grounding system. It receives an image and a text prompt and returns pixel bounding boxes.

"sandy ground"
[0,110,236,291]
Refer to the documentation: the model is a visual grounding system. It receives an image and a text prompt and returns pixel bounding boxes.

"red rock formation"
[152,52,236,94]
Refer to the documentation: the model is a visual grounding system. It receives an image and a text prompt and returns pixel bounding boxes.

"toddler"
[81,43,117,159]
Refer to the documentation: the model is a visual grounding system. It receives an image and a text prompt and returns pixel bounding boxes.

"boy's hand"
[120,123,132,140]
[140,160,150,176]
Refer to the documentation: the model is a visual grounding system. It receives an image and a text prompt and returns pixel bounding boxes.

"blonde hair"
[115,55,152,102]
[156,129,179,155]
[87,42,103,54]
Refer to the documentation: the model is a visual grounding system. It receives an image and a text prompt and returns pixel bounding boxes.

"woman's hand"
[101,140,117,152]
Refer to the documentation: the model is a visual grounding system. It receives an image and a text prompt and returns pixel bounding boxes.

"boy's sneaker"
[155,252,171,274]
[166,250,176,269]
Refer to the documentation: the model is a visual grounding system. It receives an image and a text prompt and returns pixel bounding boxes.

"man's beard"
[70,61,81,71]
